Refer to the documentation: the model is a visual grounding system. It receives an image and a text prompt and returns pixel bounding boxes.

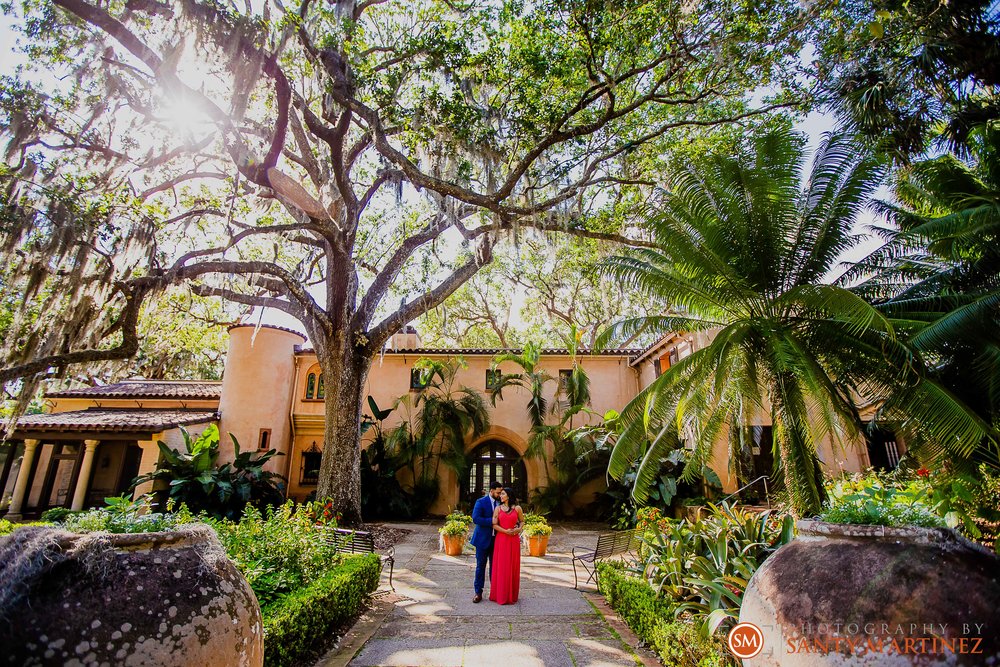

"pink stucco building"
[1,324,899,519]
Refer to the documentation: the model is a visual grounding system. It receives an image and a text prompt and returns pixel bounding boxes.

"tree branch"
[367,236,496,349]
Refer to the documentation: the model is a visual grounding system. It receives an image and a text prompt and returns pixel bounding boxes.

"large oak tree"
[1,0,808,522]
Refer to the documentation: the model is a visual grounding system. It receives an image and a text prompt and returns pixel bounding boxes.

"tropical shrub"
[262,554,380,667]
[634,503,794,634]
[134,424,286,520]
[206,501,341,607]
[598,561,734,667]
[360,396,414,520]
[599,128,990,516]
[387,358,491,515]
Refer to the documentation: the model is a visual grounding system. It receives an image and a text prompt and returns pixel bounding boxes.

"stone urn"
[739,520,1000,666]
[0,523,262,667]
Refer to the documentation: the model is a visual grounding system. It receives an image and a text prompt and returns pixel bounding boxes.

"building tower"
[218,324,306,476]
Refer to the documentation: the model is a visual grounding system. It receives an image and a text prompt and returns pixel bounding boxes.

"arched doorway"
[464,440,527,504]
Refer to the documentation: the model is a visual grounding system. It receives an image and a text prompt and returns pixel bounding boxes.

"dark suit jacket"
[469,494,495,549]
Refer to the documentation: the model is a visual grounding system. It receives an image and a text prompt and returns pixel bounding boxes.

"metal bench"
[571,529,639,589]
[322,527,395,589]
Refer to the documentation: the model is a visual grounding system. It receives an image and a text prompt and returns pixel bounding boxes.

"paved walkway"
[328,522,651,667]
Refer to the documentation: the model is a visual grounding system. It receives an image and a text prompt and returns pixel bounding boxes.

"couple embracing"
[470,481,523,605]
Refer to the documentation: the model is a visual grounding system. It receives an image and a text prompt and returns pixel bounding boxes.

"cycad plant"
[600,129,993,515]
[850,126,1000,464]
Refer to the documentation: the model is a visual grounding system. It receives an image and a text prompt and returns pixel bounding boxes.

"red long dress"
[489,507,521,605]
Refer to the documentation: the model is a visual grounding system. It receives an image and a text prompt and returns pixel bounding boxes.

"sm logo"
[728,622,764,659]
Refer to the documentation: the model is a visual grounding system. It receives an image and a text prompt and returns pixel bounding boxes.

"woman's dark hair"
[502,487,516,506]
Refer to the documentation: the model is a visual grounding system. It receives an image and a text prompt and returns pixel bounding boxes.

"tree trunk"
[314,343,372,526]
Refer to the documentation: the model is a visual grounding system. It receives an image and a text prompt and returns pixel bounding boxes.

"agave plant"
[633,503,794,635]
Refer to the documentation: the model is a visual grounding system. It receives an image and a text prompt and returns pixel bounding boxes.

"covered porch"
[1,408,217,520]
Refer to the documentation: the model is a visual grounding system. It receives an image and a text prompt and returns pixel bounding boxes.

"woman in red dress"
[489,487,523,605]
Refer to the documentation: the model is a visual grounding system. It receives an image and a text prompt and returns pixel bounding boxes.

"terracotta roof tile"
[14,408,219,433]
[47,381,222,400]
[296,347,643,357]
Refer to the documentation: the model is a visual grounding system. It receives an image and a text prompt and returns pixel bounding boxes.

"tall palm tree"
[490,327,594,511]
[599,129,994,515]
[387,356,491,509]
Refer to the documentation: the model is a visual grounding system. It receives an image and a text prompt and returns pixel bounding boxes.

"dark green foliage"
[597,561,734,667]
[850,129,1000,469]
[360,397,415,520]
[816,0,1000,160]
[133,425,286,520]
[387,358,491,516]
[262,554,381,667]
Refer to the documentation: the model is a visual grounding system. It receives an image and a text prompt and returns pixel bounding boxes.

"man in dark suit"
[469,481,504,603]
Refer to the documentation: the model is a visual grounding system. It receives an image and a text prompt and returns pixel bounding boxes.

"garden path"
[322,521,654,667]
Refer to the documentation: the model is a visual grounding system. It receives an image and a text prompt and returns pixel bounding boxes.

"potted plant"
[522,513,553,556]
[439,519,468,556]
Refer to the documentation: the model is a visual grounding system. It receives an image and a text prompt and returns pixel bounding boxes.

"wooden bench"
[322,527,395,589]
[571,529,639,589]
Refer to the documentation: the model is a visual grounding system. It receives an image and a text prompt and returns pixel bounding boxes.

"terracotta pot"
[442,533,465,556]
[527,533,550,557]
[0,523,262,667]
[739,520,1000,666]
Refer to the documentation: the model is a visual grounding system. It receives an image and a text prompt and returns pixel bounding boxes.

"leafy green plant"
[206,501,341,607]
[634,503,794,635]
[445,509,473,529]
[360,396,413,520]
[387,357,491,515]
[38,507,76,523]
[262,554,380,667]
[819,472,946,528]
[521,513,552,537]
[61,494,194,534]
[133,424,286,520]
[0,519,50,536]
[439,519,469,537]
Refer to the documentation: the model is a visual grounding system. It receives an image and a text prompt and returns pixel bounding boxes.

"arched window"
[464,441,527,504]
[306,373,316,399]
[317,374,325,399]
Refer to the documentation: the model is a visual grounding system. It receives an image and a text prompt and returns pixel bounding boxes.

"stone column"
[132,436,163,500]
[70,439,100,511]
[6,439,39,521]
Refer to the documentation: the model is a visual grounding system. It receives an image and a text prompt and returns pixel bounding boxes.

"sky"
[0,7,890,343]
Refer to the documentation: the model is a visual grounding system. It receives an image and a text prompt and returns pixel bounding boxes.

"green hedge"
[263,553,381,667]
[597,561,733,667]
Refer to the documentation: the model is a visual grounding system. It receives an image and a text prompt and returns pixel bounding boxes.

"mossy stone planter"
[739,520,1000,666]
[0,523,262,666]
